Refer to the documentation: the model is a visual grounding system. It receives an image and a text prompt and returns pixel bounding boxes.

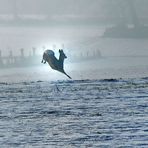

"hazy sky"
[0,0,147,23]
[0,0,148,57]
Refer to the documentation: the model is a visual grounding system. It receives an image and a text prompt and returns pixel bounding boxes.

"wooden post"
[32,47,36,56]
[20,48,24,57]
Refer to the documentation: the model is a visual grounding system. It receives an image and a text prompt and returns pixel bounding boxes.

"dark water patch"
[1,88,24,94]
[99,135,114,141]
[0,82,8,85]
[2,77,146,86]
[21,82,31,85]
[91,112,102,117]
[14,89,23,93]
[40,110,73,116]
[51,79,99,85]
[36,80,44,83]
[20,80,44,86]
[141,77,148,80]
[63,78,125,84]
[14,109,76,119]
[72,134,113,143]
[0,115,11,120]
[137,104,148,108]
[136,96,148,99]
[100,78,120,82]
[143,129,148,132]
[136,143,148,147]
[65,79,91,83]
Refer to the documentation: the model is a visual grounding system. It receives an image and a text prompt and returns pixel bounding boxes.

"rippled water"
[0,78,148,147]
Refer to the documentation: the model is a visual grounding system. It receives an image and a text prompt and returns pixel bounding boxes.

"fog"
[0,0,148,68]
[0,0,147,23]
[1,2,148,147]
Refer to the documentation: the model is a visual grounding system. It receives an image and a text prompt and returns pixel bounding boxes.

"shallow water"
[1,56,148,83]
[0,78,148,147]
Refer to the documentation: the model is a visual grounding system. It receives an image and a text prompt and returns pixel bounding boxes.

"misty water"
[0,25,148,147]
[0,54,148,147]
[1,0,148,147]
